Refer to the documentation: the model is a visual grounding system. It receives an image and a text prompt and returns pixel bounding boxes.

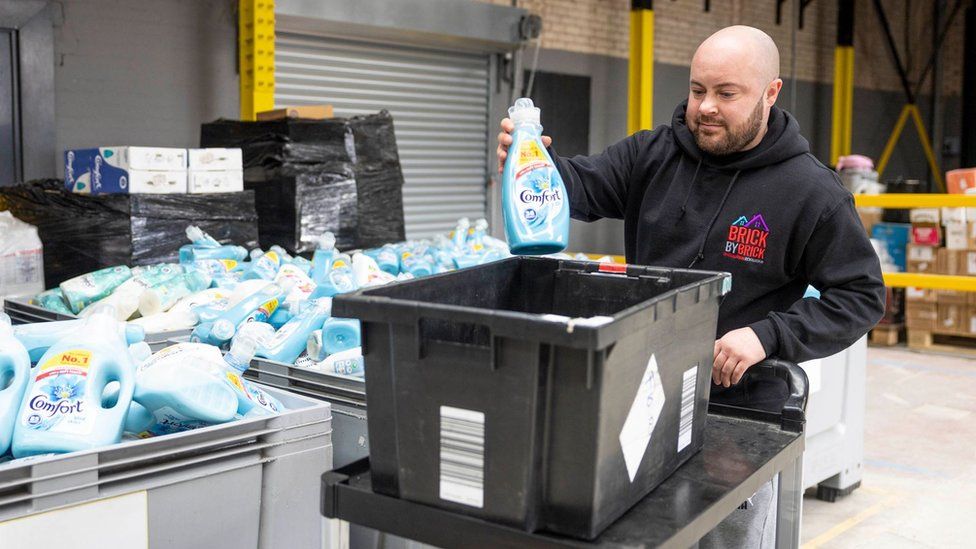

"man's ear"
[766,79,784,106]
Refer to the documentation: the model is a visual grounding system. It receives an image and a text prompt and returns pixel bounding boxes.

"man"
[497,26,885,546]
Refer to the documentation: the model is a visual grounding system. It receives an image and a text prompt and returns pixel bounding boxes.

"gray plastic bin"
[3,295,192,351]
[246,358,368,469]
[0,384,333,549]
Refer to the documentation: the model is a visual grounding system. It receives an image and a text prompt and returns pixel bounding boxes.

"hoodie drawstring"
[688,169,741,268]
[678,157,703,219]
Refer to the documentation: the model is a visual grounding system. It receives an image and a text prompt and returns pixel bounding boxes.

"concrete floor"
[800,346,976,548]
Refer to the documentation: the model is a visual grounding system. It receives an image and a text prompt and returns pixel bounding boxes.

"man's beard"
[692,97,765,156]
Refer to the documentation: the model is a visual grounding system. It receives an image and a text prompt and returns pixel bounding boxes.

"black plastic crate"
[331,257,731,539]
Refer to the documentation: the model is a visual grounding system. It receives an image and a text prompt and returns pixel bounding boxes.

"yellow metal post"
[830,1,855,166]
[239,0,276,121]
[876,104,946,192]
[908,105,947,192]
[876,104,913,177]
[628,1,654,135]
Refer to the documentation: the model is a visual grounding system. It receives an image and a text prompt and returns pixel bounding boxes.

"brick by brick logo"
[724,214,769,264]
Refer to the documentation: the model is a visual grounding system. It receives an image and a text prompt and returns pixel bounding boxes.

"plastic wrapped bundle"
[200,110,405,253]
[349,112,406,249]
[0,180,259,285]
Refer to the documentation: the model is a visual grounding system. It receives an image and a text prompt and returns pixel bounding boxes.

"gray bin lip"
[0,383,332,521]
[246,357,366,409]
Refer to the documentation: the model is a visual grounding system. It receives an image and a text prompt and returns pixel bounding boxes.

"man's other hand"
[712,327,767,387]
[497,118,552,173]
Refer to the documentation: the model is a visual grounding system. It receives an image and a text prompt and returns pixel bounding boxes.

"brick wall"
[479,0,966,96]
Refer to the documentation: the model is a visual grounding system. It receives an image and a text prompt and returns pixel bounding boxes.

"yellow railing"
[855,193,976,291]
[854,194,976,208]
[583,194,976,291]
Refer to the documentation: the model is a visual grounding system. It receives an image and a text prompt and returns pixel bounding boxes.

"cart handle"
[708,358,809,433]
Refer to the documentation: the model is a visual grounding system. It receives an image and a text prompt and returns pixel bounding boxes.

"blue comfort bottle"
[321,318,361,355]
[0,314,31,456]
[310,232,337,284]
[13,319,146,363]
[502,98,570,255]
[12,310,135,457]
[190,281,290,346]
[257,298,332,364]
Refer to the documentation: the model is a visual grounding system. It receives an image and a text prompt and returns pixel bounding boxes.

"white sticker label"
[908,245,935,262]
[439,406,485,508]
[0,491,149,548]
[678,366,697,452]
[619,354,666,482]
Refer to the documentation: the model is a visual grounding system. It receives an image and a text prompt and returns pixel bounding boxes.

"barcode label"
[678,366,697,452]
[439,406,485,508]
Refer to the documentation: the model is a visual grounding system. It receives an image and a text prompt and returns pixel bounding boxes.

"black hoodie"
[550,102,885,407]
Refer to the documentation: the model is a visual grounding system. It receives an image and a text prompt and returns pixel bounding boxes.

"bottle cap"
[508,97,541,126]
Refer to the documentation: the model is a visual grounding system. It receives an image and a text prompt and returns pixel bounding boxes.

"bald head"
[693,26,780,90]
[686,26,784,155]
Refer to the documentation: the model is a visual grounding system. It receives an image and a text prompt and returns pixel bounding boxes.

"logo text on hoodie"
[724,214,769,264]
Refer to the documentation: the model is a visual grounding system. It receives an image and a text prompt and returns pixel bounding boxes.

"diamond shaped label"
[619,354,666,482]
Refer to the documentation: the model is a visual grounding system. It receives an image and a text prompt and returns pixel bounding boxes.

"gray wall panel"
[53,0,239,176]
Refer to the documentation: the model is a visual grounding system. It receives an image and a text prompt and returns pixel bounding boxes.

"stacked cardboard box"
[64,147,244,195]
[905,207,976,335]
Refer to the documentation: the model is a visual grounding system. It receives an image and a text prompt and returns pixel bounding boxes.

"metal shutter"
[274,32,490,239]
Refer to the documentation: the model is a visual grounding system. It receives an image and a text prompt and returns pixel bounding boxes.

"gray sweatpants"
[698,477,778,548]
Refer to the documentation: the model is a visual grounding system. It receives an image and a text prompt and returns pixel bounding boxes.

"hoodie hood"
[672,100,810,170]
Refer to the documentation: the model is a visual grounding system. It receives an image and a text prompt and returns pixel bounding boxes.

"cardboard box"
[936,289,969,305]
[905,287,937,303]
[906,243,938,273]
[942,207,968,225]
[871,223,911,270]
[64,148,98,193]
[907,244,936,262]
[906,302,937,330]
[857,208,883,235]
[910,208,941,224]
[966,306,976,334]
[188,170,244,194]
[954,250,976,276]
[907,258,938,274]
[911,223,942,246]
[946,221,969,249]
[125,170,188,194]
[937,247,951,274]
[188,148,243,171]
[947,168,976,194]
[64,147,188,195]
[256,105,334,121]
[967,223,976,249]
[937,302,966,334]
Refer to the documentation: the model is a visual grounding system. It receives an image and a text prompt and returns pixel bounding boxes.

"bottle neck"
[512,121,542,136]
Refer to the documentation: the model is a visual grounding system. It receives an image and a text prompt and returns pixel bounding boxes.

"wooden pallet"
[906,329,976,357]
[870,324,903,346]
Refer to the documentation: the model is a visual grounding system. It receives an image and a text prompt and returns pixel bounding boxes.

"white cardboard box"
[910,208,941,224]
[941,207,967,225]
[188,170,244,194]
[945,221,969,250]
[188,148,243,171]
[128,170,188,194]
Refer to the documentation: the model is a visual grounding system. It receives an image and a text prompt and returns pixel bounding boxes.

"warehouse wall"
[481,0,968,252]
[52,0,239,175]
